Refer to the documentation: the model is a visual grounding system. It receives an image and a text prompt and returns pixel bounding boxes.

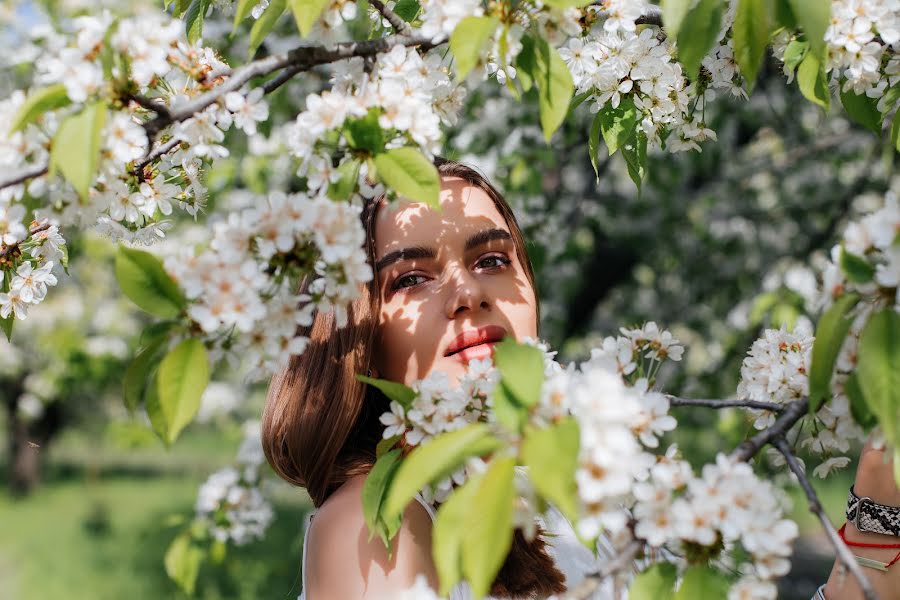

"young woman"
[262,158,900,599]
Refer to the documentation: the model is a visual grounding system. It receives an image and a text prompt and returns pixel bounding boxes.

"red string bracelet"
[838,523,900,569]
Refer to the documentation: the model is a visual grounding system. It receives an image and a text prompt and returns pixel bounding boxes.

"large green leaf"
[808,292,860,412]
[382,424,502,518]
[531,37,574,142]
[660,0,692,40]
[490,380,528,432]
[589,111,603,181]
[461,457,516,599]
[432,472,483,596]
[123,334,169,413]
[164,533,205,595]
[11,84,71,132]
[288,0,332,37]
[839,245,875,283]
[732,0,772,91]
[373,146,440,209]
[450,16,499,81]
[629,562,678,600]
[845,372,877,429]
[49,102,107,201]
[232,0,258,33]
[521,418,580,521]
[622,131,648,193]
[185,0,211,43]
[343,109,385,153]
[115,244,187,318]
[674,565,729,600]
[356,374,416,409]
[156,338,210,445]
[840,88,883,134]
[493,338,545,408]
[248,0,286,56]
[598,96,639,156]
[856,309,900,445]
[362,448,403,549]
[675,0,725,80]
[392,0,420,21]
[787,0,830,57]
[797,41,830,109]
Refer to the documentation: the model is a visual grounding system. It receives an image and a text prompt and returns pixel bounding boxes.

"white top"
[297,493,626,600]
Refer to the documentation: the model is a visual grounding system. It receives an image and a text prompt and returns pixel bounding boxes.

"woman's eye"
[477,255,510,269]
[394,274,427,290]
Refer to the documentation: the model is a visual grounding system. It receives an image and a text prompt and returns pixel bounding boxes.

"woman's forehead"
[374,178,509,255]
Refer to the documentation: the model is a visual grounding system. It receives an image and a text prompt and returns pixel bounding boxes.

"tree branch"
[730,397,808,462]
[666,395,785,412]
[0,31,445,192]
[772,436,880,600]
[0,222,54,260]
[369,0,414,37]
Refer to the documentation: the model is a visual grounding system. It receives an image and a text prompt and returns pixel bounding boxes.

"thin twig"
[564,539,642,599]
[730,397,808,462]
[369,0,414,36]
[0,163,49,190]
[0,222,54,260]
[125,93,172,120]
[666,395,785,413]
[772,437,880,600]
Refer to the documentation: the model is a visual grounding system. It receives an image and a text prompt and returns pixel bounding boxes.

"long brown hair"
[262,157,566,597]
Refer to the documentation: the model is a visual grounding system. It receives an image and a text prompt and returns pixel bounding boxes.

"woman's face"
[372,176,538,386]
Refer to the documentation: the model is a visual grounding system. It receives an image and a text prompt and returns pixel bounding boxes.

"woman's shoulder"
[304,474,439,598]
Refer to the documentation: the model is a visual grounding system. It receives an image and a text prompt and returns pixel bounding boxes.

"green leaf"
[514,35,535,92]
[845,372,877,429]
[362,448,403,547]
[1,315,12,342]
[172,0,193,17]
[373,146,441,209]
[450,16,499,81]
[49,102,107,201]
[382,423,502,519]
[490,380,528,432]
[661,0,692,40]
[11,84,71,132]
[249,0,286,56]
[157,338,210,445]
[674,565,729,600]
[185,0,211,44]
[145,370,167,442]
[787,0,830,58]
[732,0,772,91]
[880,86,900,115]
[432,471,483,596]
[115,244,187,318]
[629,562,678,600]
[393,0,421,21]
[493,338,545,408]
[797,49,830,110]
[774,0,797,29]
[521,418,580,521]
[840,88,883,134]
[164,533,205,595]
[589,111,603,181]
[621,131,648,192]
[123,334,169,413]
[376,434,401,457]
[856,309,900,444]
[892,110,900,153]
[347,0,371,40]
[461,457,516,599]
[675,0,725,80]
[782,39,808,72]
[598,96,639,156]
[343,109,385,153]
[808,292,860,412]
[327,158,361,201]
[839,245,875,284]
[532,37,574,142]
[288,0,331,37]
[232,0,258,33]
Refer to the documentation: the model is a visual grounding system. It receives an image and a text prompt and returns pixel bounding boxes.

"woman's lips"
[450,341,498,363]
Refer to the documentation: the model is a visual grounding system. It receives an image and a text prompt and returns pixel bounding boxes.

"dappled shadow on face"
[371,178,538,386]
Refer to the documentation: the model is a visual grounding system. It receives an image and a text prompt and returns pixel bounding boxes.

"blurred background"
[1,0,895,598]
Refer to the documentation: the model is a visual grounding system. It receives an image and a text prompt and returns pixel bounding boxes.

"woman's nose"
[444,267,490,319]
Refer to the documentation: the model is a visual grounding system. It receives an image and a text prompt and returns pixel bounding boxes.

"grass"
[0,422,312,600]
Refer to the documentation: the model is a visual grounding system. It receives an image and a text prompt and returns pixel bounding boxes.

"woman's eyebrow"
[375,228,512,273]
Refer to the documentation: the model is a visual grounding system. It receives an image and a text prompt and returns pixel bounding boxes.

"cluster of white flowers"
[286,44,465,176]
[194,420,274,545]
[163,189,372,379]
[633,453,798,600]
[771,0,900,102]
[0,216,65,321]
